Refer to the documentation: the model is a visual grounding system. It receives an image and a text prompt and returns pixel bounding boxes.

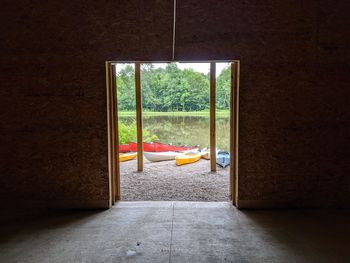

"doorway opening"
[106,61,240,205]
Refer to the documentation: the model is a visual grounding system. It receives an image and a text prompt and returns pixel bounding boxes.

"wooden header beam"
[210,63,216,172]
[135,63,143,172]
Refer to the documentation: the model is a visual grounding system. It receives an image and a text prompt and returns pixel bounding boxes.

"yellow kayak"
[175,153,202,166]
[201,151,210,160]
[119,152,137,162]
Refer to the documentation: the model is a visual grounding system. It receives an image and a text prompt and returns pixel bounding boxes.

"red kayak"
[119,144,130,153]
[154,142,197,152]
[128,142,156,152]
[127,141,196,152]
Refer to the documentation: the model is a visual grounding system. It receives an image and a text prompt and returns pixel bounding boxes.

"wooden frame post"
[210,62,216,172]
[135,63,143,171]
[230,61,240,205]
[111,64,120,201]
[106,62,119,204]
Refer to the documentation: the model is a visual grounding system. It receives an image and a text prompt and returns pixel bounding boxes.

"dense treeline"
[116,63,230,112]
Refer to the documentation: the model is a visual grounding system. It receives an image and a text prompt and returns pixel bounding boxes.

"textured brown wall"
[0,0,173,204]
[175,0,349,206]
[0,1,349,207]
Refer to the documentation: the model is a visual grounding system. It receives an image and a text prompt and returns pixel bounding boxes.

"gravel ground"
[120,158,229,201]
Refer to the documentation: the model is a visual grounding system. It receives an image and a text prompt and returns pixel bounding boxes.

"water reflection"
[119,115,230,151]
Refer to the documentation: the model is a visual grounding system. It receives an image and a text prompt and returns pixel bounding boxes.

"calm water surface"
[119,115,230,151]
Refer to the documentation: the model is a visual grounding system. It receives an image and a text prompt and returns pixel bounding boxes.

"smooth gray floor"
[0,202,349,263]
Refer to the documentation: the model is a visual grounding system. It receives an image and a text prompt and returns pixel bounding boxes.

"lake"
[119,114,230,151]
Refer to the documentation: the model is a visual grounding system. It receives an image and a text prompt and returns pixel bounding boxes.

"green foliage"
[116,63,231,112]
[117,65,136,110]
[216,66,231,109]
[118,121,158,144]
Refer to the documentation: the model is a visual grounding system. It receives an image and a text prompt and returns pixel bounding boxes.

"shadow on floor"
[0,208,104,244]
[238,209,350,262]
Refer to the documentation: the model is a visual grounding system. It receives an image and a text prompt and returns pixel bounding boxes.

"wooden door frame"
[230,61,240,206]
[105,60,240,206]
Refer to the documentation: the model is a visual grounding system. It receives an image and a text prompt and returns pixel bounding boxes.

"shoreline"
[118,110,230,117]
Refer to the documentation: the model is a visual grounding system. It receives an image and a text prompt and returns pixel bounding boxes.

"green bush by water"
[118,122,158,145]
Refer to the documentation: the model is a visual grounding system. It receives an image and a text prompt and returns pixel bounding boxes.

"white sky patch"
[115,62,230,77]
[115,63,134,74]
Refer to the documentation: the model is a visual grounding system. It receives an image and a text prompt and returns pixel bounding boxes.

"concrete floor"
[0,202,349,263]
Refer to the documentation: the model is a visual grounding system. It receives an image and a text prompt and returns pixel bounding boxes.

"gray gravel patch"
[120,158,229,201]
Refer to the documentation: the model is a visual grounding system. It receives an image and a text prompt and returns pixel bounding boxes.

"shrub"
[118,122,158,144]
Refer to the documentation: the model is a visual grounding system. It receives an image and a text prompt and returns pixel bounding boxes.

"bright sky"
[116,62,230,77]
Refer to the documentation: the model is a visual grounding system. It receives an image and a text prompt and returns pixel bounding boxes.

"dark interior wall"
[175,0,350,206]
[0,0,173,205]
[0,0,349,207]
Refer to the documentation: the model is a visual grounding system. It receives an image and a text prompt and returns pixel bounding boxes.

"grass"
[118,110,230,117]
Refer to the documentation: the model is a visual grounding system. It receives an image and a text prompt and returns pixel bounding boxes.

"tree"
[116,63,230,112]
[216,66,231,109]
[117,65,135,111]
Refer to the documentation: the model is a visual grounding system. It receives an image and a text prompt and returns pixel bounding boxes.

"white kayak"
[144,151,180,162]
[144,149,199,162]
